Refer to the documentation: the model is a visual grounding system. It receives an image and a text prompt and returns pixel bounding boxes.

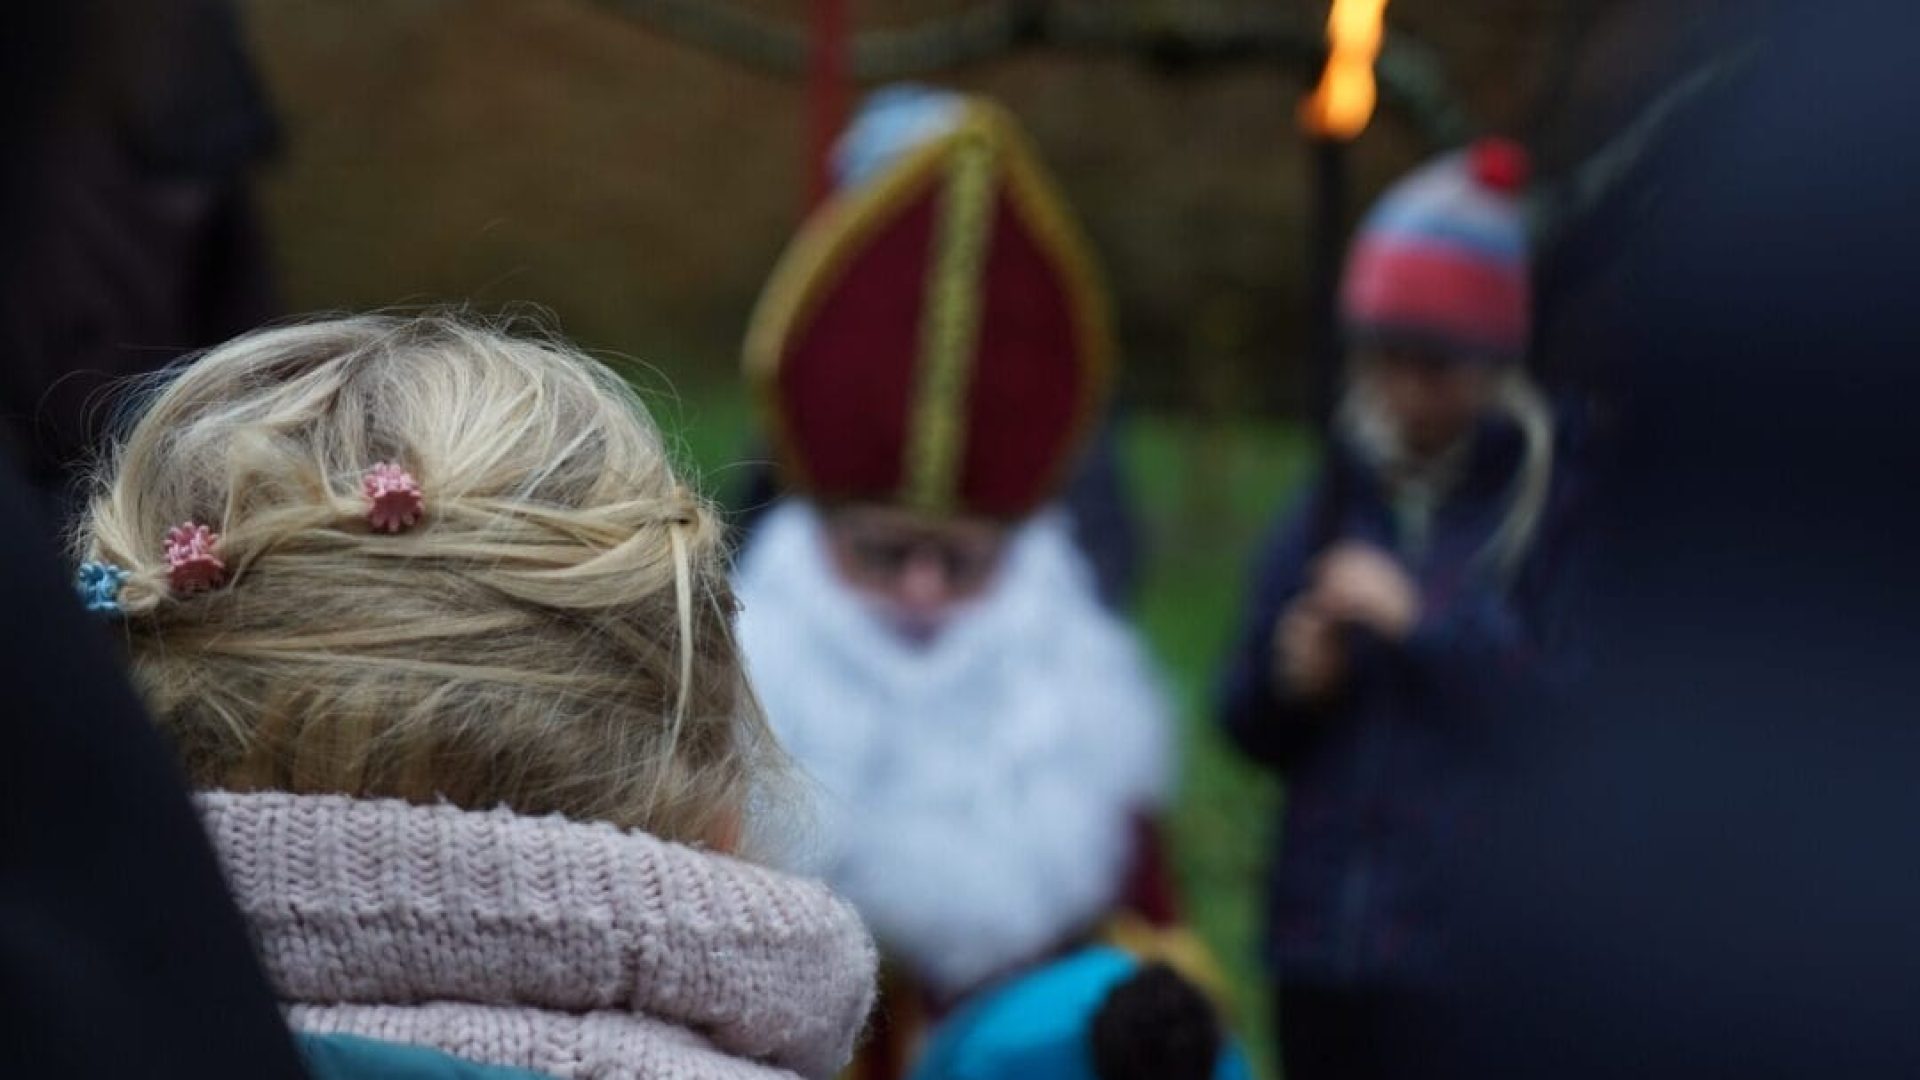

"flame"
[1300,0,1389,140]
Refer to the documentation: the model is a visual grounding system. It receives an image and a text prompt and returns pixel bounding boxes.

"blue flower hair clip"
[76,560,131,615]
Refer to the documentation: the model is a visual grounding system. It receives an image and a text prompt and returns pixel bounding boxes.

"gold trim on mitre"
[741,98,1114,515]
[900,115,996,512]
[994,111,1117,505]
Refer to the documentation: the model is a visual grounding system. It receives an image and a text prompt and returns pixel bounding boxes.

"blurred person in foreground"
[1218,139,1578,1080]
[1408,1,1920,1075]
[733,86,1175,1076]
[0,0,279,507]
[0,4,300,1077]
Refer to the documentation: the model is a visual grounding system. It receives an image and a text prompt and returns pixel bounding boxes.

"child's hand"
[1272,603,1349,703]
[1310,543,1421,642]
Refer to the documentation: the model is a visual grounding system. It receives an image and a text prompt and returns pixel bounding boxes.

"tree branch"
[591,0,1470,148]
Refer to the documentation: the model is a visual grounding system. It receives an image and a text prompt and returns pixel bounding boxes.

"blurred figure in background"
[909,946,1253,1080]
[1218,139,1577,1080]
[733,87,1174,1077]
[0,0,279,506]
[727,91,1142,612]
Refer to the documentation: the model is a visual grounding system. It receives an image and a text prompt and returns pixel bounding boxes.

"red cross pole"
[807,0,851,210]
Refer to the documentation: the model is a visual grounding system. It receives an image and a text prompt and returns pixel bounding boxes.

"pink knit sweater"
[197,792,877,1080]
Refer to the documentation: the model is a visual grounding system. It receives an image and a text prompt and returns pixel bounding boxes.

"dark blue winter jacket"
[1218,417,1577,988]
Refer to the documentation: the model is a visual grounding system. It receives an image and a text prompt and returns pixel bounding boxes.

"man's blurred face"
[1354,345,1498,459]
[822,504,1011,645]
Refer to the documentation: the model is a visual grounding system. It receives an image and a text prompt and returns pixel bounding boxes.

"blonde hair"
[73,314,773,848]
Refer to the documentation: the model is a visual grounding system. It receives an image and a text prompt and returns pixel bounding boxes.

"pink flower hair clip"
[363,462,425,533]
[165,522,226,594]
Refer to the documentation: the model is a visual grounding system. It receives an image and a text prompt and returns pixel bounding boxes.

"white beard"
[733,500,1173,996]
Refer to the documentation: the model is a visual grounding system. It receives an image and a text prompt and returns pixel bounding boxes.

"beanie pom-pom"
[1469,137,1531,194]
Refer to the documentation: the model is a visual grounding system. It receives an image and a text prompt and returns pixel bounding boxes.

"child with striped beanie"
[1218,138,1578,1080]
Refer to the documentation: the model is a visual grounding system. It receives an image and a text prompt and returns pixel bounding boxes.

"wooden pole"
[1298,0,1385,427]
[1307,136,1347,431]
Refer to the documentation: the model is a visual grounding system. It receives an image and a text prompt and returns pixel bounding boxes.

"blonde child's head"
[73,314,772,849]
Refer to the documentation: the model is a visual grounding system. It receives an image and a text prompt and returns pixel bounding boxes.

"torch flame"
[1301,0,1389,141]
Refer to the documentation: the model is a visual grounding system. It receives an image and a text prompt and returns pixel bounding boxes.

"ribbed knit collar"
[198,792,876,1079]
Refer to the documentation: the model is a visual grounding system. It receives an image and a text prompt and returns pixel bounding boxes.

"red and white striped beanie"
[1340,137,1533,363]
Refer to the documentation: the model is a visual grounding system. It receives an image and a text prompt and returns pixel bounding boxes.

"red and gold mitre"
[744,98,1113,520]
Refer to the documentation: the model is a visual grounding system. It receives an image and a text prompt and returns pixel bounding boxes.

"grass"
[1125,414,1314,1080]
[654,382,1315,1079]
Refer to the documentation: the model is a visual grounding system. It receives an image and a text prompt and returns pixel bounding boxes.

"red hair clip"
[165,522,226,593]
[363,462,425,533]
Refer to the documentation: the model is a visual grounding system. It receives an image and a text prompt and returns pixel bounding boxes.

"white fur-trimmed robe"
[734,501,1172,996]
